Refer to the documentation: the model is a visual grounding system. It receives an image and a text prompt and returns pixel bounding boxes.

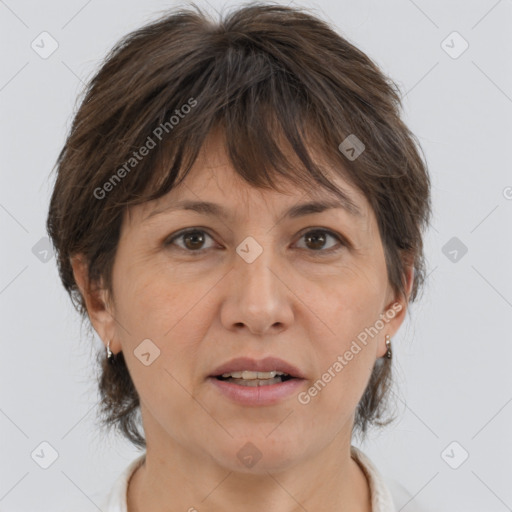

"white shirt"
[94,446,426,511]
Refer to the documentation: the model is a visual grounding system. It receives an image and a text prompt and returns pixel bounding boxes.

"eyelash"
[164,227,347,256]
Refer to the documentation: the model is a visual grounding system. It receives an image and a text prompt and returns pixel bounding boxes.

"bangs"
[102,32,364,214]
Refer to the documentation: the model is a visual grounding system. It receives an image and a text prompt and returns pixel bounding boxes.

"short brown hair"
[46,2,432,449]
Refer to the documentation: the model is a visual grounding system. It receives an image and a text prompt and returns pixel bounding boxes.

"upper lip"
[210,356,306,379]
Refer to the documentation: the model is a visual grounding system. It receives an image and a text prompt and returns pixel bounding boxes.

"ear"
[376,263,415,358]
[70,254,121,354]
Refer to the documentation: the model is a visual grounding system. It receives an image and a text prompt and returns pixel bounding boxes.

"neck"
[127,433,371,512]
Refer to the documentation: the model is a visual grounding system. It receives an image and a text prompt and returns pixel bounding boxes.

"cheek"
[320,272,385,340]
[113,257,188,329]
[304,271,384,410]
[303,337,376,423]
[112,263,212,376]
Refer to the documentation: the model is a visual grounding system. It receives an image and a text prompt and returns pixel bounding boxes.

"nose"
[220,240,294,335]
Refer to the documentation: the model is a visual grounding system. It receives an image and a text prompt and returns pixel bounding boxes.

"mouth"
[213,370,297,387]
[208,369,305,406]
[209,356,306,383]
[208,356,306,405]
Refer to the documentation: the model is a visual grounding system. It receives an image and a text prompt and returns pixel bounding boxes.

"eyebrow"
[145,196,363,223]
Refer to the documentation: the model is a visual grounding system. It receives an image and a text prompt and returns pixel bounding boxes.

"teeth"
[221,370,289,379]
[232,377,282,387]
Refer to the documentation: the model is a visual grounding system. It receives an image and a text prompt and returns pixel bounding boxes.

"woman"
[46,3,432,511]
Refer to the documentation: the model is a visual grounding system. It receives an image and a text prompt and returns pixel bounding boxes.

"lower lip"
[208,377,306,406]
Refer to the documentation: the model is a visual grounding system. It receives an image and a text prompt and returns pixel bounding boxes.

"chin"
[211,434,309,474]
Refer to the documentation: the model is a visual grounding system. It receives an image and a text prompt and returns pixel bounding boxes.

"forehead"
[137,171,368,228]
[130,130,371,227]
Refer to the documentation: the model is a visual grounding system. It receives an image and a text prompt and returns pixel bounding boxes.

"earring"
[385,334,392,359]
[106,339,116,364]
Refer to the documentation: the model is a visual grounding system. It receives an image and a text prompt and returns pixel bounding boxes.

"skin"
[72,131,413,512]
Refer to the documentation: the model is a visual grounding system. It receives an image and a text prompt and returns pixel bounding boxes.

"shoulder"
[91,453,147,512]
[351,445,428,512]
[383,476,429,512]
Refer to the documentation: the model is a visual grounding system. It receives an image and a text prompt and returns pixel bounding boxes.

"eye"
[165,228,216,253]
[294,228,346,254]
[165,227,346,255]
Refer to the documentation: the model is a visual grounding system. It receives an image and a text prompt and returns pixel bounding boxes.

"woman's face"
[79,135,410,473]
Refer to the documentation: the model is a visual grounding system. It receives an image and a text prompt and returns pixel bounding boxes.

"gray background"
[1,0,511,510]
